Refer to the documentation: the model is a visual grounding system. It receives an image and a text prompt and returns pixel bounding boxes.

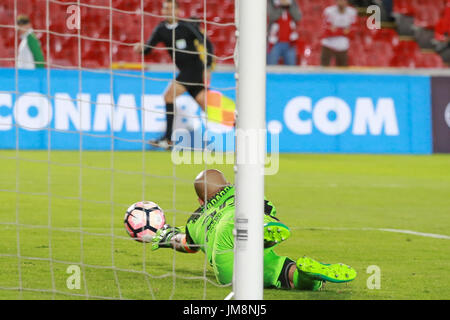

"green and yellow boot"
[263,215,290,248]
[296,256,357,283]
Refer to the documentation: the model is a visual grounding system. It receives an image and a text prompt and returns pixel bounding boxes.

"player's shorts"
[211,212,289,288]
[176,65,206,98]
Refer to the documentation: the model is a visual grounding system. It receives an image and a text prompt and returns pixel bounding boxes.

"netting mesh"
[0,0,236,68]
[0,0,236,300]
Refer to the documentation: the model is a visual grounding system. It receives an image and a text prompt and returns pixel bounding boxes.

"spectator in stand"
[349,0,394,22]
[320,0,357,67]
[267,0,302,66]
[16,15,45,69]
[434,2,450,65]
[380,0,394,22]
[348,0,371,7]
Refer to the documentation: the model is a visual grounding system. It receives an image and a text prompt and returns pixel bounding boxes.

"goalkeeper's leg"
[263,249,323,291]
[211,216,321,290]
[211,223,322,290]
[210,214,293,286]
[211,215,355,289]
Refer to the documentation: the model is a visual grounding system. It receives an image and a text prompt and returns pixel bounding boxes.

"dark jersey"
[144,20,214,71]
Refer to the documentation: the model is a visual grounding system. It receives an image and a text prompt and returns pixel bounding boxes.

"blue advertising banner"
[0,68,432,154]
[266,73,432,154]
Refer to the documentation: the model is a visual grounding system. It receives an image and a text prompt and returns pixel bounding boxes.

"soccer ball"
[124,201,166,243]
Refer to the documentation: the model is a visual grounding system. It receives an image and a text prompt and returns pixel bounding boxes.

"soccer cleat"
[148,137,173,150]
[263,215,290,247]
[296,256,357,283]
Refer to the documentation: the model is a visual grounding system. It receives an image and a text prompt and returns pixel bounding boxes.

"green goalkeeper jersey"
[185,185,277,264]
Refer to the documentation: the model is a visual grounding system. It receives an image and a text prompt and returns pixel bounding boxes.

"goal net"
[0,0,247,300]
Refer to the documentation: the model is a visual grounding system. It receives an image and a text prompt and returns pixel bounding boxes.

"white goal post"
[233,0,267,300]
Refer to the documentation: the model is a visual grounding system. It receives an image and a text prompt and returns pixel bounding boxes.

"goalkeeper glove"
[151,224,181,251]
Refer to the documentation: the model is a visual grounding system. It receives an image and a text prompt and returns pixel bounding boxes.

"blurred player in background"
[134,0,214,149]
[150,169,357,290]
[16,15,45,70]
[320,0,357,67]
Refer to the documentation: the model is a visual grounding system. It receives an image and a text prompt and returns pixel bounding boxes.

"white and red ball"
[124,201,165,242]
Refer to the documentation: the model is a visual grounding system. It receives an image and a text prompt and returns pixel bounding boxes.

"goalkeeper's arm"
[151,225,199,253]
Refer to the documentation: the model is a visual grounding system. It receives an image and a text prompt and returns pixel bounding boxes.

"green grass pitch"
[0,150,449,300]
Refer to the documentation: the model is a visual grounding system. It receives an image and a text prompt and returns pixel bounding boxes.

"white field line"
[293,227,450,240]
[224,291,235,300]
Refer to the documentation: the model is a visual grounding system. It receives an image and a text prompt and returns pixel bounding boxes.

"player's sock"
[296,256,357,283]
[275,258,296,289]
[275,258,322,291]
[164,102,174,140]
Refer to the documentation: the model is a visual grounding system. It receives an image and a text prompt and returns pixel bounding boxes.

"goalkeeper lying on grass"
[151,169,356,290]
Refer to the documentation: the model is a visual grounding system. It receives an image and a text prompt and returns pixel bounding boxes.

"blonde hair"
[16,15,30,26]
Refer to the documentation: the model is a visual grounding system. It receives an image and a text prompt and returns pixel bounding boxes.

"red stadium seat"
[435,5,450,40]
[390,55,416,68]
[415,52,445,68]
[394,0,416,16]
[372,28,400,46]
[0,6,15,27]
[50,58,75,69]
[394,40,420,56]
[414,5,441,29]
[366,43,395,67]
[112,0,139,11]
[0,37,15,67]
